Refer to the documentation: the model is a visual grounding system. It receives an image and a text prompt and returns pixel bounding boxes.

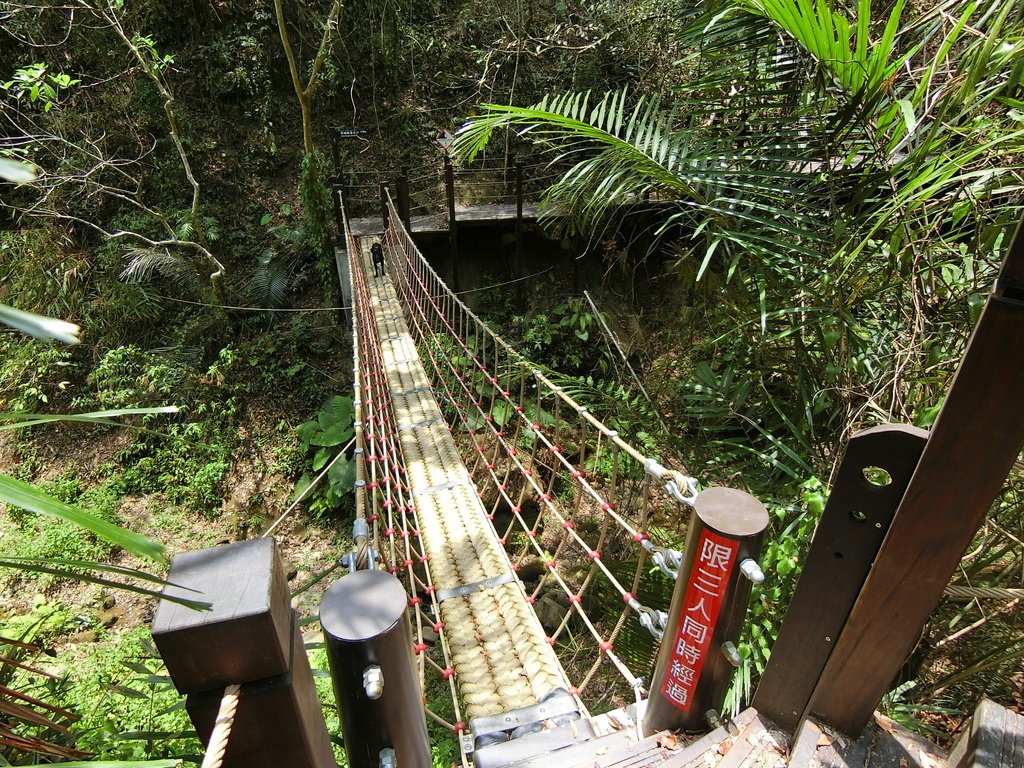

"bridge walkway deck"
[354,236,571,722]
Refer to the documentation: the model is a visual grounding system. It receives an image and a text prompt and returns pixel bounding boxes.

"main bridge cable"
[380,192,696,697]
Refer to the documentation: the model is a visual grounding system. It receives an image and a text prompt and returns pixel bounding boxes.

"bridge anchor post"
[320,569,431,768]
[642,487,768,735]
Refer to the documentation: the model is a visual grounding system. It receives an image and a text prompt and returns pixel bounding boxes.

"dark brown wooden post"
[642,488,768,734]
[752,424,927,732]
[320,569,430,768]
[331,184,344,247]
[152,538,335,768]
[397,167,412,234]
[515,162,524,306]
[807,214,1024,735]
[444,155,459,289]
[380,181,389,231]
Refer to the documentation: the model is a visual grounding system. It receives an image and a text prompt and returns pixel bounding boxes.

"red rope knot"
[382,498,392,509]
[433,621,444,632]
[488,514,496,521]
[545,559,557,569]
[489,376,498,384]
[414,642,428,655]
[622,592,634,603]
[418,555,428,564]
[384,528,395,537]
[511,506,521,514]
[476,445,485,452]
[413,529,421,538]
[368,514,380,523]
[526,530,536,538]
[589,550,602,560]
[523,469,533,476]
[409,596,421,607]
[545,636,555,646]
[368,454,378,463]
[403,558,413,568]
[634,532,650,543]
[425,585,435,595]
[562,521,575,530]
[600,501,615,512]
[551,445,562,454]
[468,429,477,436]
[368,482,379,491]
[442,667,455,680]
[400,529,409,540]
[568,595,581,604]
[508,448,517,455]
[531,423,541,431]
[541,493,552,502]
[600,641,614,653]
[484,415,493,422]
[569,686,579,697]
[501,391,510,398]
[498,537,505,545]
[498,484,506,491]
[455,721,466,734]
[515,405,523,412]
[389,566,398,574]
[495,431,504,438]
[527,595,536,604]
[572,469,585,479]
[486,464,495,470]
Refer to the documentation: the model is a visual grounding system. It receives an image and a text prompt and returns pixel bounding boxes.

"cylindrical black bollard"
[320,570,431,768]
[642,487,769,735]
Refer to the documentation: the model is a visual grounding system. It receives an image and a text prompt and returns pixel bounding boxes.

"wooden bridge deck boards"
[357,236,571,721]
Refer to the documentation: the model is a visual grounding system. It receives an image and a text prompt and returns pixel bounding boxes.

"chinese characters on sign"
[660,530,739,711]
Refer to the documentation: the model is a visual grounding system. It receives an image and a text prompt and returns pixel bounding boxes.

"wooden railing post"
[805,213,1024,735]
[152,539,335,768]
[444,155,459,290]
[397,167,411,234]
[752,425,927,732]
[379,181,389,231]
[642,488,768,734]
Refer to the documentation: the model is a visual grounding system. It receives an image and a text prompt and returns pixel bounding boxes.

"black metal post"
[642,487,769,735]
[320,569,430,768]
[515,161,524,307]
[380,182,390,232]
[444,155,458,290]
[397,168,412,234]
[332,184,344,247]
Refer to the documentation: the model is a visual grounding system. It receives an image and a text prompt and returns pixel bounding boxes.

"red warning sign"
[660,530,739,711]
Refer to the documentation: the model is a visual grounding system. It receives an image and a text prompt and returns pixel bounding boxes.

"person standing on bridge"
[371,242,385,278]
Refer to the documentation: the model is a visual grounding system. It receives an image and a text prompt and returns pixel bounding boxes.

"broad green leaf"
[0,304,81,344]
[0,475,165,562]
[0,406,179,432]
[328,456,356,491]
[0,157,36,183]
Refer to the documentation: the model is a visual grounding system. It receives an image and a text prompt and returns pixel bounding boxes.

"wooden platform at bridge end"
[488,707,952,768]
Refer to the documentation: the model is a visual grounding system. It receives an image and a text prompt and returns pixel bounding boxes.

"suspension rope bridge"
[341,190,715,756]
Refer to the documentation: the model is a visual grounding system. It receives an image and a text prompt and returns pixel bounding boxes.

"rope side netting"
[346,191,704,721]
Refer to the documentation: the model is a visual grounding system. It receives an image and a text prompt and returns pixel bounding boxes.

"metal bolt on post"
[642,487,769,735]
[320,570,431,768]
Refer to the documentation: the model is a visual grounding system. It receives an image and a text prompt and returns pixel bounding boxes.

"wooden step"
[948,699,1024,768]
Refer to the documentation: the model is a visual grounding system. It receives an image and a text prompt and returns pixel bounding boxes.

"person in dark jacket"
[371,242,385,278]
